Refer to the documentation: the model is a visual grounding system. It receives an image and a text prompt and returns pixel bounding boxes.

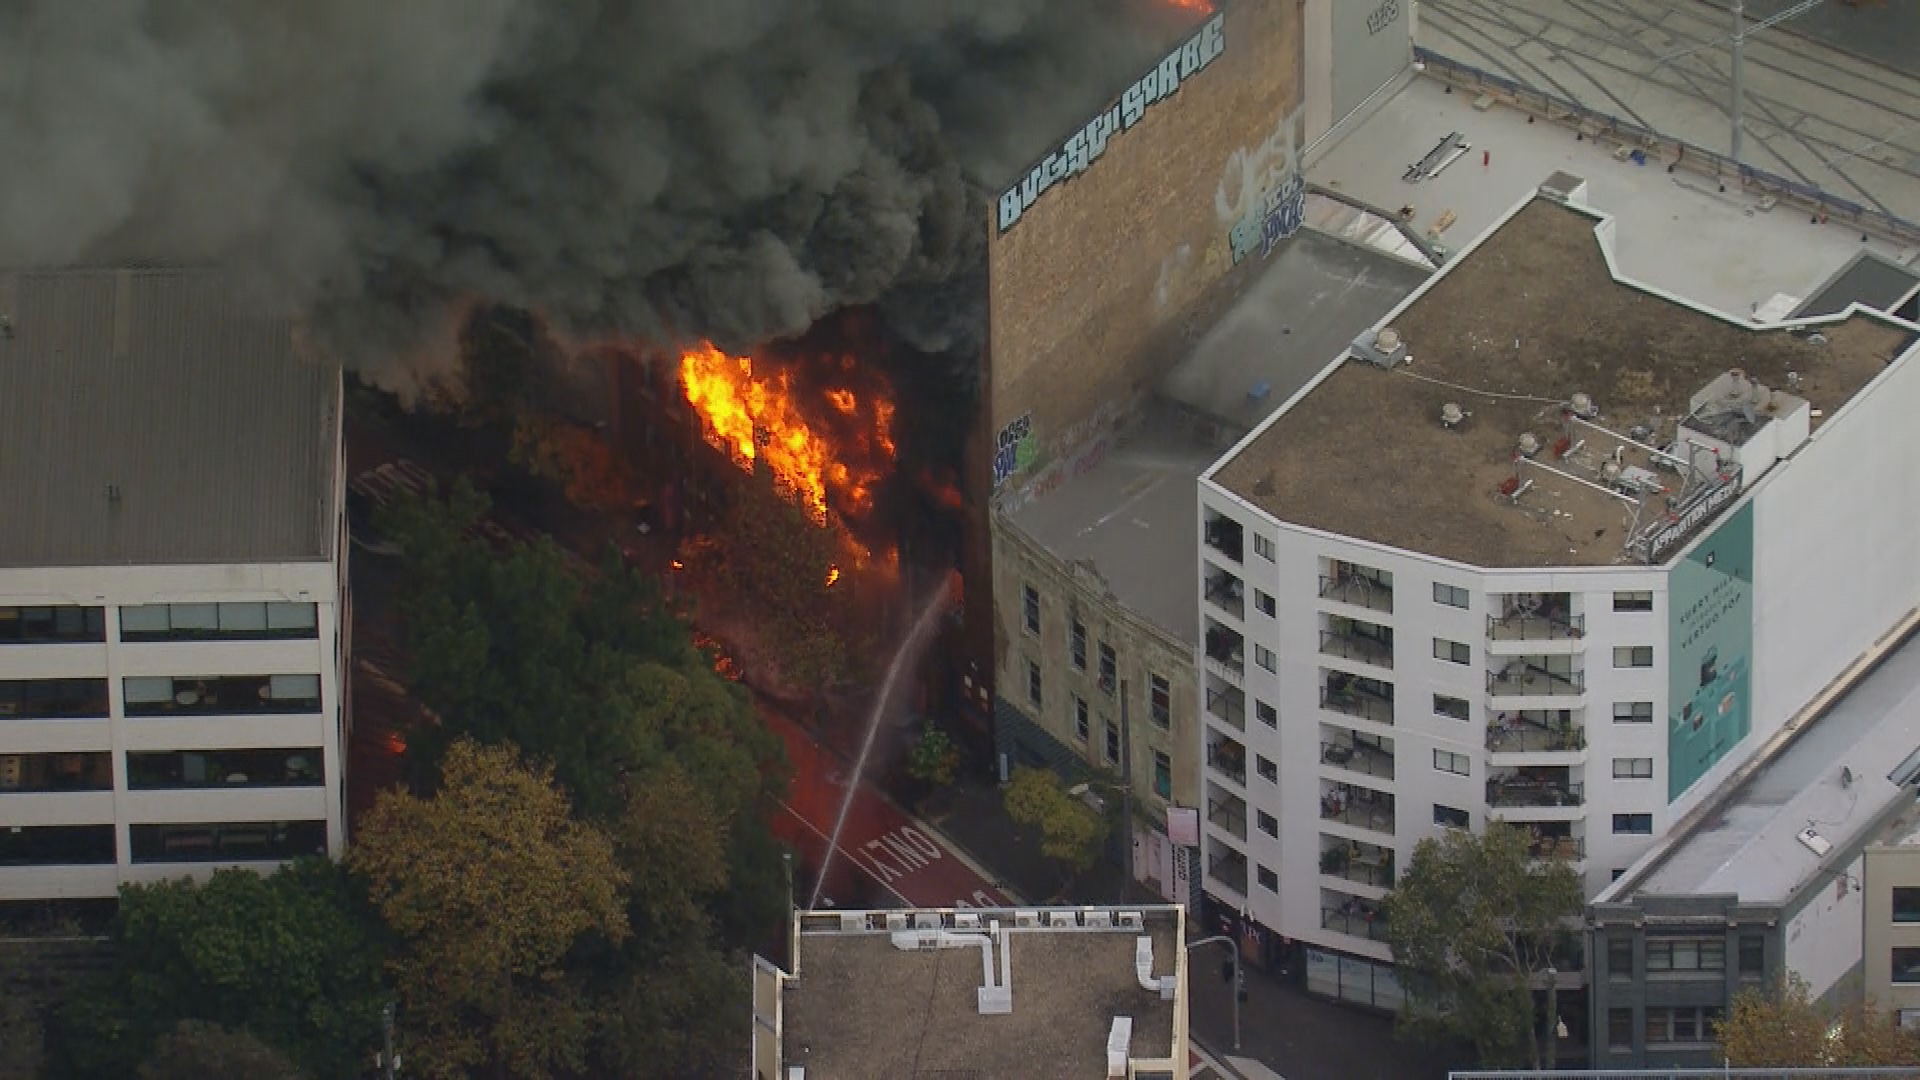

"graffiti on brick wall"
[993,413,1036,489]
[1217,104,1307,265]
[996,13,1225,235]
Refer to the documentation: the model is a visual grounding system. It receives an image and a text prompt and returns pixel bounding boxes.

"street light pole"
[379,1002,400,1079]
[1544,964,1559,1071]
[1730,0,1747,167]
[1187,934,1242,1052]
[1119,678,1133,904]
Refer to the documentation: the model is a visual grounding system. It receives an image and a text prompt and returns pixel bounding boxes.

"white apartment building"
[0,267,348,903]
[1192,180,1920,1000]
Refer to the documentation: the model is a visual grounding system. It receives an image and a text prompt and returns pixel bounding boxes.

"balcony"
[1320,836,1395,889]
[1319,616,1394,670]
[1205,567,1246,620]
[1320,672,1394,726]
[1322,890,1390,943]
[1487,710,1586,755]
[1204,510,1245,564]
[1207,732,1247,786]
[1487,593,1583,642]
[1320,781,1395,836]
[1525,826,1585,862]
[1487,659,1584,698]
[1320,726,1395,781]
[1205,619,1245,680]
[1318,571,1394,615]
[1487,767,1584,809]
[1205,677,1246,732]
[1208,845,1249,895]
[1208,785,1248,842]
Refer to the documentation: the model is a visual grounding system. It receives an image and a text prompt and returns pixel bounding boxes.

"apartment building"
[1193,172,1920,1008]
[0,267,348,903]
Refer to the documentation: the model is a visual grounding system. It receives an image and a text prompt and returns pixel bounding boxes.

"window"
[1105,720,1120,764]
[1098,644,1117,694]
[1613,813,1653,835]
[1254,645,1276,673]
[0,678,109,719]
[1255,700,1278,728]
[127,748,325,789]
[1896,888,1920,923]
[1433,694,1469,721]
[122,675,321,716]
[0,824,115,867]
[1895,948,1920,985]
[1023,586,1040,635]
[1614,645,1654,668]
[1613,701,1654,724]
[1739,935,1765,974]
[1433,638,1470,665]
[1070,621,1087,670]
[1646,938,1725,972]
[1607,1008,1634,1050]
[1606,938,1634,978]
[1644,1006,1723,1044]
[1433,749,1470,777]
[0,606,105,644]
[1256,756,1277,783]
[1432,582,1470,609]
[129,821,328,864]
[1075,697,1090,741]
[1253,534,1276,561]
[119,602,318,642]
[1256,864,1278,892]
[1614,590,1654,612]
[1255,591,1276,617]
[1434,804,1469,829]
[1613,757,1654,779]
[1152,751,1171,798]
[1027,662,1043,707]
[1149,675,1171,728]
[1257,810,1278,837]
[0,752,112,793]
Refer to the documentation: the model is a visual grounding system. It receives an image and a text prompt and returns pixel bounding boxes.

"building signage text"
[1366,0,1402,36]
[996,12,1225,234]
[1646,470,1742,562]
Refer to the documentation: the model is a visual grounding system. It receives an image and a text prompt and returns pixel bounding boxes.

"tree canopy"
[1721,972,1920,1067]
[137,1021,307,1080]
[1003,766,1105,892]
[1382,821,1584,1068]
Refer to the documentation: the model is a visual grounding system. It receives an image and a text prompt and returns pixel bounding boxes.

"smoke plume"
[0,0,1178,361]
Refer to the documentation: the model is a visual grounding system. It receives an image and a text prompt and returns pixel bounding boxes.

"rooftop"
[1209,197,1913,568]
[0,267,340,569]
[781,906,1184,1080]
[1009,230,1427,641]
[1620,627,1920,906]
[1794,252,1920,320]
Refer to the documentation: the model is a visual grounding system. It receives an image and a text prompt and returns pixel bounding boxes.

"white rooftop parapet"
[1106,1016,1134,1077]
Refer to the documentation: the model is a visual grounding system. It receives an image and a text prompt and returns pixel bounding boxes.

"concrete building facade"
[0,268,348,903]
[1865,832,1920,1026]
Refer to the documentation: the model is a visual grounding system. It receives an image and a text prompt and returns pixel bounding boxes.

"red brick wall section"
[986,0,1304,489]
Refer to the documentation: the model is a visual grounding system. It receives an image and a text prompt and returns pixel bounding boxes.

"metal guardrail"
[1488,611,1585,641]
[1413,47,1920,249]
[1321,740,1395,780]
[1319,575,1394,614]
[1321,686,1395,726]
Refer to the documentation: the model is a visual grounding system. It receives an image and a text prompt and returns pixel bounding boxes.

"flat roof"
[0,267,340,568]
[1627,628,1920,906]
[1210,197,1911,568]
[783,908,1182,1080]
[1795,252,1920,320]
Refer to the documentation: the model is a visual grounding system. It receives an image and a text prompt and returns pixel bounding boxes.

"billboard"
[1667,502,1754,802]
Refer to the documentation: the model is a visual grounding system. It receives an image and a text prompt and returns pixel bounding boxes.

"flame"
[670,560,684,572]
[677,342,894,526]
[825,565,841,587]
[1164,0,1214,11]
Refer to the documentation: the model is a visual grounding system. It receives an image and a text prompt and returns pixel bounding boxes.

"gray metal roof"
[0,267,340,568]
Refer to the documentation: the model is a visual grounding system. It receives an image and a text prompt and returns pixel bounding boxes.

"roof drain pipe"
[1134,936,1178,1000]
[889,919,1012,1015]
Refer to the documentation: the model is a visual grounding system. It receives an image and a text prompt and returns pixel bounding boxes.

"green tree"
[905,722,961,788]
[49,859,386,1079]
[137,1021,306,1080]
[1004,766,1105,895]
[1721,972,1920,1067]
[1382,821,1583,1068]
[349,738,630,1080]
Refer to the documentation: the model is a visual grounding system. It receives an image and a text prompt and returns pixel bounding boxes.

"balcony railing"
[1320,686,1394,726]
[1208,800,1248,841]
[1528,835,1586,861]
[1204,520,1244,563]
[1487,778,1585,808]
[1206,686,1246,731]
[1488,611,1585,641]
[1487,665,1585,697]
[1321,740,1395,780]
[1319,575,1393,614]
[1487,722,1586,754]
[1209,856,1249,894]
[1321,843,1395,888]
[1319,628,1395,670]
[1320,789,1395,835]
[1208,745,1247,786]
[1322,906,1390,943]
[1206,576,1246,619]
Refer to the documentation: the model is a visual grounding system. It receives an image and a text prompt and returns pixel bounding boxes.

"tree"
[348,738,630,1080]
[137,1021,306,1080]
[510,413,637,513]
[1721,972,1920,1067]
[905,722,961,788]
[1003,766,1105,895]
[1382,821,1584,1068]
[49,859,387,1080]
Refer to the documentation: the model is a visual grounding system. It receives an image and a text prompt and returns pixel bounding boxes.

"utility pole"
[1730,0,1747,167]
[1187,935,1242,1052]
[1543,964,1559,1071]
[378,1002,400,1079]
[1118,678,1133,904]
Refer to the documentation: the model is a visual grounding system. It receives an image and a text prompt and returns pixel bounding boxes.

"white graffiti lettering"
[997,13,1224,233]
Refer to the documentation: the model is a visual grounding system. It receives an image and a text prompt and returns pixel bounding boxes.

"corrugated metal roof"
[0,267,339,567]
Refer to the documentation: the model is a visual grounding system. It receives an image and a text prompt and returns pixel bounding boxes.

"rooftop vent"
[1440,403,1466,430]
[1797,826,1832,858]
[1106,1017,1134,1078]
[1352,326,1409,369]
[1517,433,1541,458]
[1569,392,1598,419]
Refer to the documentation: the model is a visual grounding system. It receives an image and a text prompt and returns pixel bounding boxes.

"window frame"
[1432,582,1470,609]
[1254,644,1277,673]
[1149,674,1172,728]
[1070,620,1087,671]
[1027,661,1043,708]
[1256,864,1278,892]
[1255,700,1278,728]
[1894,946,1920,985]
[1104,719,1120,764]
[1023,586,1041,635]
[1614,645,1654,669]
[1098,643,1117,695]
[1254,590,1276,617]
[1074,696,1090,741]
[1613,812,1654,835]
[1613,757,1654,780]
[1433,804,1469,830]
[1252,534,1276,562]
[1613,701,1654,724]
[1255,755,1277,784]
[1257,810,1278,837]
[1895,887,1920,924]
[1432,748,1470,777]
[1433,637,1471,665]
[1433,694,1470,721]
[1613,590,1654,612]
[1152,751,1172,798]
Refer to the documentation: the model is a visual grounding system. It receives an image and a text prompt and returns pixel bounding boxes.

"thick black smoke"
[0,0,1178,362]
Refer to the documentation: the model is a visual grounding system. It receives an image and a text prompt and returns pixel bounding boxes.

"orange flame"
[677,341,894,526]
[824,565,841,587]
[1164,0,1214,11]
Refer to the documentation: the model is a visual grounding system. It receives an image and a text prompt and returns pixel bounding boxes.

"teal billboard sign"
[1668,502,1754,802]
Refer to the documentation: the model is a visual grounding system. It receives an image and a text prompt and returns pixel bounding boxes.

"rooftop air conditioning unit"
[1517,433,1541,458]
[1440,403,1466,430]
[1352,326,1409,369]
[1569,392,1598,419]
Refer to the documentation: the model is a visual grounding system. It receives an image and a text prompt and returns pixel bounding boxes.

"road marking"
[776,800,912,907]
